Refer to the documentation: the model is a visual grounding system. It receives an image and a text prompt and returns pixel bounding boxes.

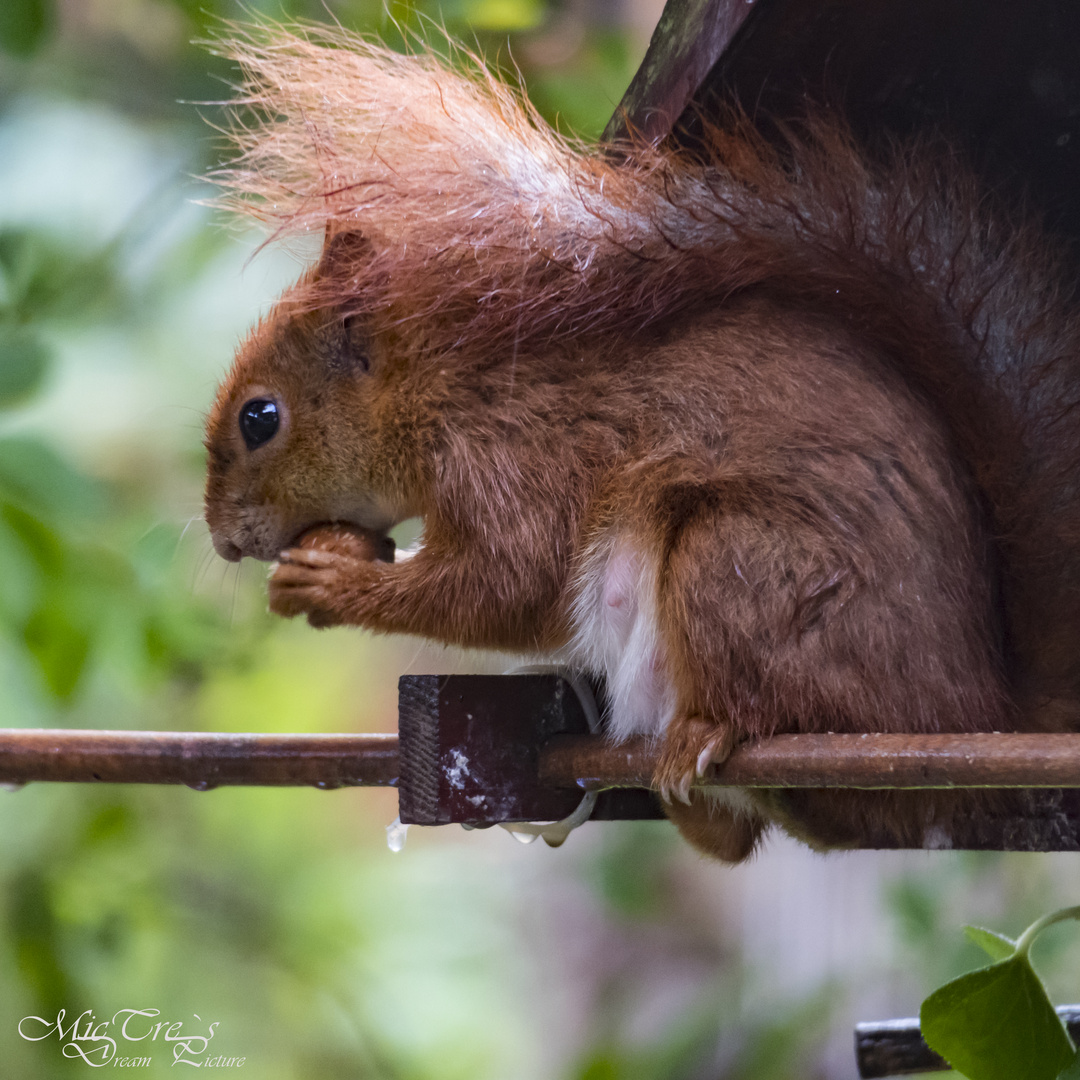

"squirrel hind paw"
[654,714,736,805]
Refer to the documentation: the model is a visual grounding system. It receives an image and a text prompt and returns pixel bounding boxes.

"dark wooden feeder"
[4,2,1080,1075]
[613,1,1080,1075]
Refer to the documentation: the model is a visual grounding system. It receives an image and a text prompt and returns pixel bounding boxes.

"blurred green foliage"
[0,214,240,703]
[0,0,53,59]
[1,2,1076,1079]
[0,1,693,1077]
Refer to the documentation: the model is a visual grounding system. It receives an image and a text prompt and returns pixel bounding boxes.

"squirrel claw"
[654,714,735,806]
[653,761,696,808]
[277,547,336,568]
[662,775,695,807]
[696,736,728,778]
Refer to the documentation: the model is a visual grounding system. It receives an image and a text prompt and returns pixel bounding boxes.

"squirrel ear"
[320,229,373,276]
[317,230,375,375]
[317,309,371,377]
[341,313,372,375]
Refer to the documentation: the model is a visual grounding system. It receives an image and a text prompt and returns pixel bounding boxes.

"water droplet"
[510,830,539,845]
[0,781,26,793]
[386,817,410,853]
[185,780,217,792]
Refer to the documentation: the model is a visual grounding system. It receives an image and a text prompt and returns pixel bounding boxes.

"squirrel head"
[203,247,431,562]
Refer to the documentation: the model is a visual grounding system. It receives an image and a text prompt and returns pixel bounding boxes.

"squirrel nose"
[211,533,244,562]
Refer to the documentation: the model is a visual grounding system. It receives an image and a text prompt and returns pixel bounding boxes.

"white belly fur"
[564,532,756,818]
[565,534,677,742]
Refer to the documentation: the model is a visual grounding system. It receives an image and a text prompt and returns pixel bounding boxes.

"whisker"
[175,514,205,563]
[229,561,243,626]
[401,640,427,674]
[192,543,222,593]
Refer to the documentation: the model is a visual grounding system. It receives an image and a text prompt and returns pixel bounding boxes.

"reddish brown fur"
[204,27,1080,859]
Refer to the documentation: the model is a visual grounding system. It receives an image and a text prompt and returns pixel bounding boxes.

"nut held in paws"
[296,523,395,564]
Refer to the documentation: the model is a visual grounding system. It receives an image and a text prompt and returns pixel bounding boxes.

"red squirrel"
[202,26,1080,861]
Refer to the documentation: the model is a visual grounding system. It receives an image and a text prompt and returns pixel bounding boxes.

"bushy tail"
[211,26,1067,369]
[211,24,655,340]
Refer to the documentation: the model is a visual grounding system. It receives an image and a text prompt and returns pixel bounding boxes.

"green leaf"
[1058,1051,1080,1080]
[0,327,49,408]
[0,0,52,57]
[460,0,544,31]
[964,925,1017,962]
[0,228,124,325]
[1,501,63,576]
[576,1057,619,1080]
[0,439,104,520]
[23,602,91,700]
[1016,906,1080,956]
[0,512,40,622]
[921,955,1075,1080]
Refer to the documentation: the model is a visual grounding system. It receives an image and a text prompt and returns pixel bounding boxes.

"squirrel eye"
[238,398,280,450]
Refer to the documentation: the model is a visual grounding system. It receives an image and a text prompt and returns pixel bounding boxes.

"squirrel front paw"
[653,713,735,805]
[269,524,392,628]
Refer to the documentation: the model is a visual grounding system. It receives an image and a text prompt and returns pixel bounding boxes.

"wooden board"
[606,0,1080,245]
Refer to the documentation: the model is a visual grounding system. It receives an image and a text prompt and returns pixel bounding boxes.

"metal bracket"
[397,674,663,826]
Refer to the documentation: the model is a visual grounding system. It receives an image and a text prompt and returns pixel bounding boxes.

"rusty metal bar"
[0,730,398,789]
[539,733,1080,791]
[3,729,1080,791]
